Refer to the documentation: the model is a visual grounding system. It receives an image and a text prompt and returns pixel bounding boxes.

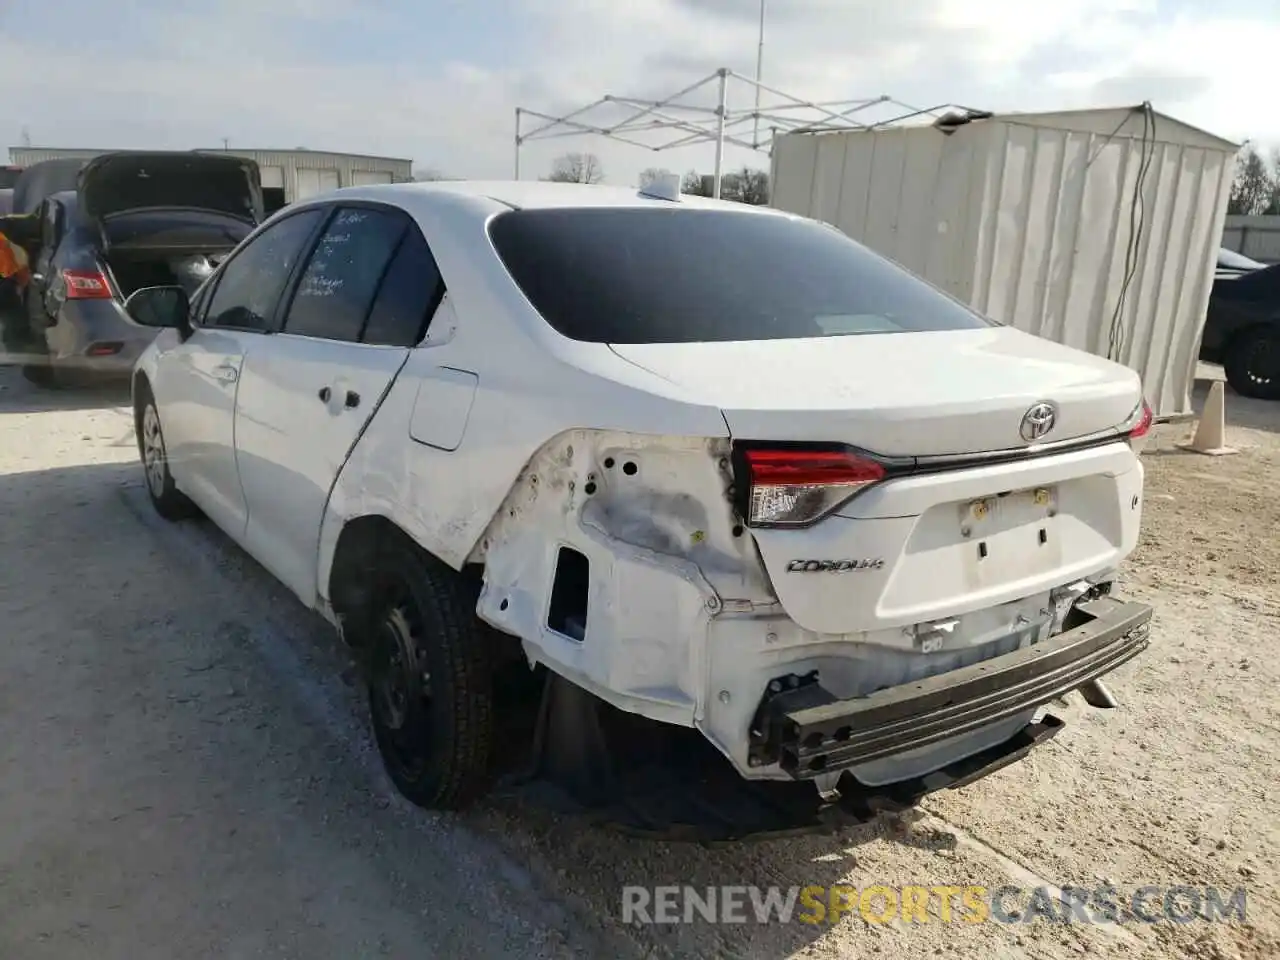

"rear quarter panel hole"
[548,546,590,641]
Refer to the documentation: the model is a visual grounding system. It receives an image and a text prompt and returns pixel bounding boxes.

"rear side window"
[361,226,445,347]
[282,207,407,342]
[488,208,994,344]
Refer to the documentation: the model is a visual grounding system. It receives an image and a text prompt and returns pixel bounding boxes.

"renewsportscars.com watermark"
[621,884,1248,926]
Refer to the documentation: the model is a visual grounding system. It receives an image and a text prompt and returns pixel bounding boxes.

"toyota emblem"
[1020,402,1057,442]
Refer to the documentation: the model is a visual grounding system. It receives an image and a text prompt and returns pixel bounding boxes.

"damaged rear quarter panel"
[471,430,779,724]
[316,309,758,726]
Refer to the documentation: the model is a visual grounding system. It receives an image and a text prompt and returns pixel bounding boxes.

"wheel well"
[327,515,528,677]
[328,516,483,646]
[329,516,402,640]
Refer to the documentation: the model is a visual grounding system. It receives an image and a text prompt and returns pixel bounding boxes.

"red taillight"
[1128,399,1153,439]
[62,269,112,300]
[739,447,886,528]
[1122,399,1153,452]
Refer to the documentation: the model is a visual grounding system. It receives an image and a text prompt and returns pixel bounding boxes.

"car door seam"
[316,346,414,540]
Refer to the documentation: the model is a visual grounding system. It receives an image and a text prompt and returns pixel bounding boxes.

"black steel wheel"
[366,540,494,809]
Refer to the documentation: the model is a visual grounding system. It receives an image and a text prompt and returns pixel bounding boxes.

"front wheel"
[1224,328,1280,400]
[137,395,198,520]
[366,540,495,809]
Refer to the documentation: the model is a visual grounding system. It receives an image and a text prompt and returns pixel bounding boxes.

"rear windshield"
[487,207,994,344]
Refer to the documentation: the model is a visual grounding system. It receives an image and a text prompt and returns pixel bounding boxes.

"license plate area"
[955,486,1062,588]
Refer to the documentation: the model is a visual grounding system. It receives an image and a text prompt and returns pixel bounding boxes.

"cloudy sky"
[0,0,1274,185]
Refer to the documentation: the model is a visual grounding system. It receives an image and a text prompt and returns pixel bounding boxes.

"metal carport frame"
[514,68,950,198]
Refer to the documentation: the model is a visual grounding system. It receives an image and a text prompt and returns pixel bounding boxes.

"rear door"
[233,203,445,605]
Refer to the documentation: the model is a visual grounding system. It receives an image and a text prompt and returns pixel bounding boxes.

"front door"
[233,204,446,605]
[154,206,327,539]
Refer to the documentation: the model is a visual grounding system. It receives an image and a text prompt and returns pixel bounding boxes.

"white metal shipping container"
[770,107,1239,418]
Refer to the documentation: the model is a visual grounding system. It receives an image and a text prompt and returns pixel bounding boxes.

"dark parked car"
[1200,248,1280,400]
[1,152,263,385]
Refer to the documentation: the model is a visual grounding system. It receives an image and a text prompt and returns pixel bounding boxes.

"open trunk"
[79,152,263,225]
[99,209,249,297]
[104,250,222,299]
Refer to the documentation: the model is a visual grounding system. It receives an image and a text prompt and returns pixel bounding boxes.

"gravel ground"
[0,366,1276,960]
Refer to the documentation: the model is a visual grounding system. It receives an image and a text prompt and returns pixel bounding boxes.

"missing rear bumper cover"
[750,596,1152,778]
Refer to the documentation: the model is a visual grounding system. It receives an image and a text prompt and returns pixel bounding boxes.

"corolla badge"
[1019,402,1057,442]
[786,559,885,573]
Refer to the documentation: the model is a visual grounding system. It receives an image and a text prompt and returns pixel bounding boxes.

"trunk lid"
[78,152,264,226]
[608,327,1141,457]
[610,327,1146,635]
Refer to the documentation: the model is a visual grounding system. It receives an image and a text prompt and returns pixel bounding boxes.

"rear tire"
[136,390,198,520]
[1224,327,1280,400]
[365,539,495,810]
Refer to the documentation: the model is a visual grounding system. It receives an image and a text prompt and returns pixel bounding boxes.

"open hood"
[78,152,264,225]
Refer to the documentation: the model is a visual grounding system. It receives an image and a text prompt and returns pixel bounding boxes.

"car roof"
[309,179,790,216]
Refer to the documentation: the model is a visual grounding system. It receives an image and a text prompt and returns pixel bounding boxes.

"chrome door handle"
[212,363,238,383]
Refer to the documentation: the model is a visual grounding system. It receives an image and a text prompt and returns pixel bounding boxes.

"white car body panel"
[147,327,251,537]
[134,180,1149,787]
[607,327,1141,456]
[232,333,410,605]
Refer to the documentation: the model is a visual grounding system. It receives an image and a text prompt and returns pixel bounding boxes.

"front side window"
[488,207,995,344]
[204,209,324,331]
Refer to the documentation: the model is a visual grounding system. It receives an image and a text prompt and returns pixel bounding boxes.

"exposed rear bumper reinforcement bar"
[751,596,1153,779]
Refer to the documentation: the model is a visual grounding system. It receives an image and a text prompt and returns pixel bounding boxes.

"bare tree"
[412,168,450,182]
[678,168,769,203]
[545,152,604,184]
[1266,148,1280,216]
[720,167,770,205]
[1227,145,1276,215]
[681,170,713,197]
[639,167,675,189]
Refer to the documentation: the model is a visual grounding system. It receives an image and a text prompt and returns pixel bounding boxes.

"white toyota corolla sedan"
[127,179,1153,837]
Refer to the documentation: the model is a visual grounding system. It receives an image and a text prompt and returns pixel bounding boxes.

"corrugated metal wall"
[770,110,1238,418]
[1223,215,1280,264]
[7,147,413,204]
